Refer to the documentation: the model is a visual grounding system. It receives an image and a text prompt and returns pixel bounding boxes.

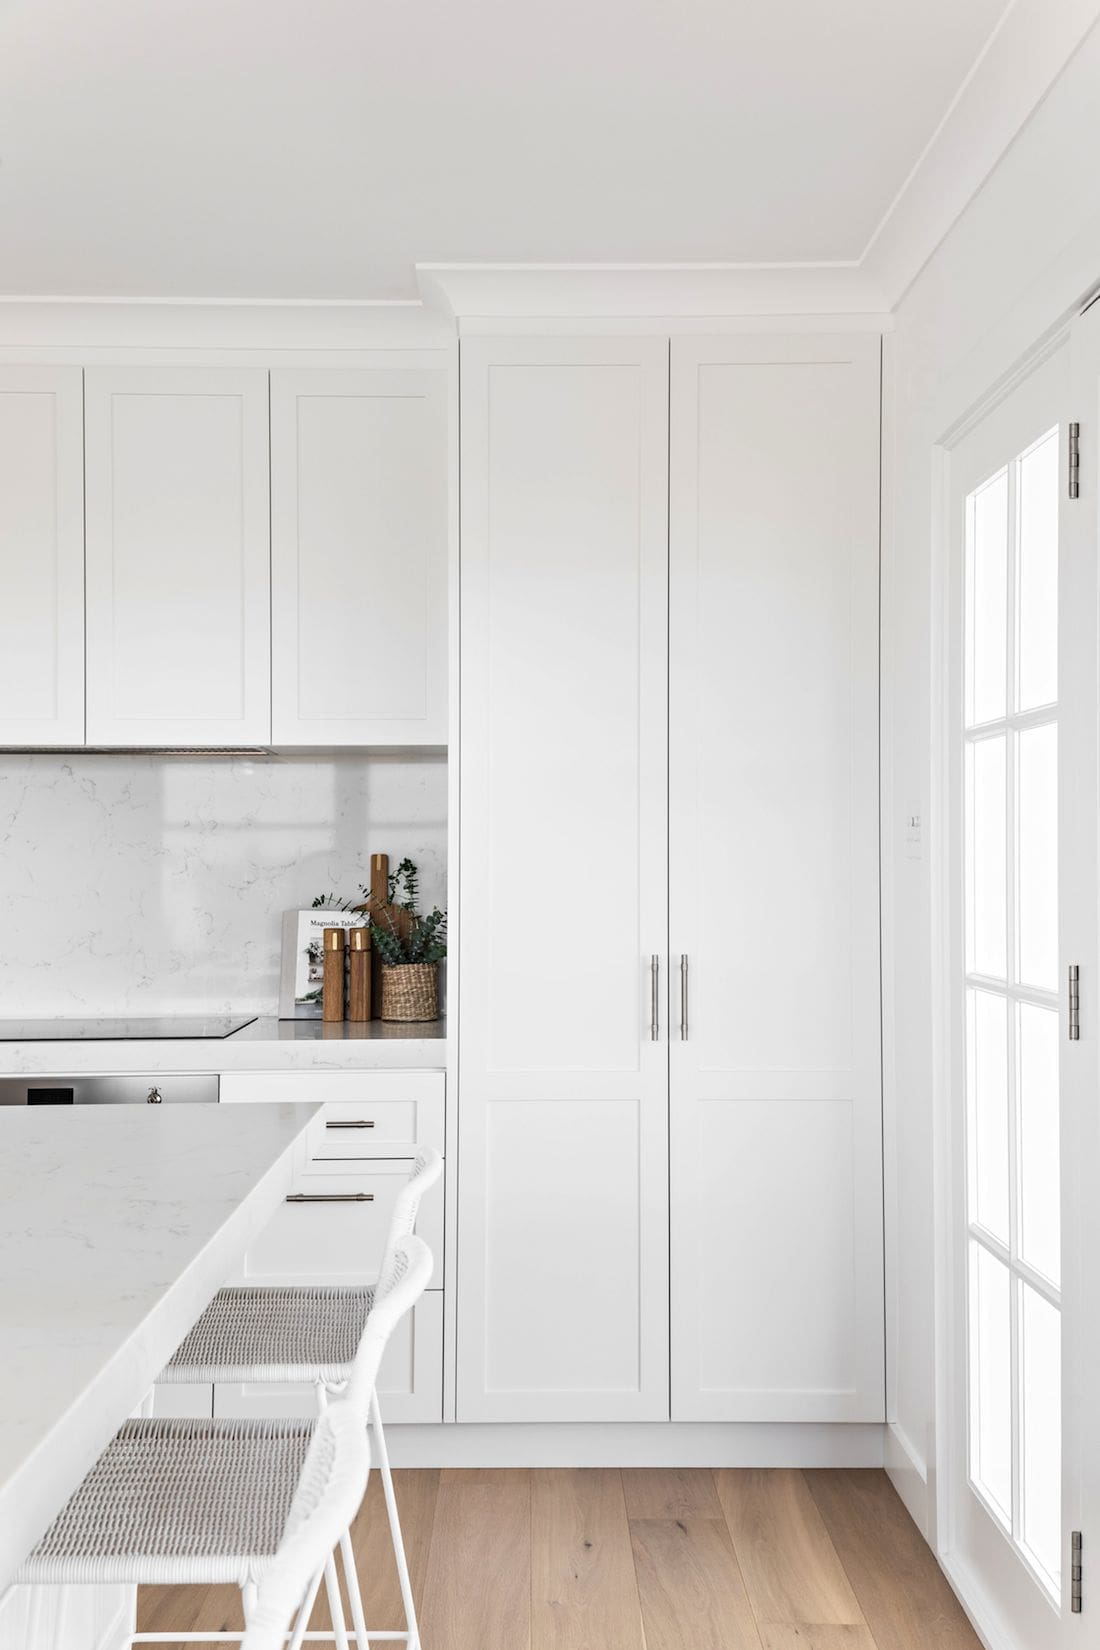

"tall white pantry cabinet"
[457,333,885,1424]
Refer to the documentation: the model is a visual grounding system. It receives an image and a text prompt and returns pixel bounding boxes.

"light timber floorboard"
[531,1467,644,1650]
[136,1465,981,1650]
[417,1468,532,1650]
[757,1627,882,1650]
[621,1464,724,1520]
[630,1514,762,1650]
[805,1469,983,1650]
[716,1467,867,1629]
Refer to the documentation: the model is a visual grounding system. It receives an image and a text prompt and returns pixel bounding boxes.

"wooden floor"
[138,1467,981,1649]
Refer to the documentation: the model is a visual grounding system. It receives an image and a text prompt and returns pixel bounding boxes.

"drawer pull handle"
[325,1120,375,1130]
[286,1192,375,1204]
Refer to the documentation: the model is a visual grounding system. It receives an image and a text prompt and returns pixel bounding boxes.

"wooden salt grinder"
[322,927,346,1022]
[348,926,372,1022]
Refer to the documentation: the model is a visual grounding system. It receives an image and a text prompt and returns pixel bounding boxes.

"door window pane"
[1017,431,1059,713]
[1020,1282,1061,1589]
[1017,723,1058,991]
[966,736,1007,979]
[966,469,1008,726]
[1018,1003,1060,1287]
[967,989,1009,1243]
[969,1242,1012,1525]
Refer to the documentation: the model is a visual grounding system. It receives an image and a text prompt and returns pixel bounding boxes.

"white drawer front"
[235,1160,444,1287]
[212,1292,443,1424]
[304,1101,421,1163]
[220,1071,444,1157]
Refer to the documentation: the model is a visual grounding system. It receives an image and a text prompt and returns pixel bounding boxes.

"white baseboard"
[884,1420,929,1536]
[938,1549,1027,1650]
[384,1421,886,1468]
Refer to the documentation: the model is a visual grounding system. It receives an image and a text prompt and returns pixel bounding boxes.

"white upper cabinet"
[668,333,884,1422]
[0,367,85,746]
[270,366,448,745]
[457,337,670,1422]
[84,368,271,747]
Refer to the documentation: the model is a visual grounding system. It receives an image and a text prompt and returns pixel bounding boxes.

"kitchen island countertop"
[0,1101,317,1593]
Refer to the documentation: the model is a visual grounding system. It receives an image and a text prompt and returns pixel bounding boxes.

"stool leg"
[371,1390,419,1650]
[286,1567,324,1650]
[338,1526,372,1650]
[324,1553,352,1650]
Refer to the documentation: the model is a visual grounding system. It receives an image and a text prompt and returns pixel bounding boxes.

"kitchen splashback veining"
[0,752,446,1016]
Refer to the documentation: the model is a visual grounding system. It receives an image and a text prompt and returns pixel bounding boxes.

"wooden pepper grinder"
[348,926,372,1022]
[322,927,346,1022]
[368,853,389,1018]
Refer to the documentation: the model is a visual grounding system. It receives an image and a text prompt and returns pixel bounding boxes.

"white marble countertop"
[0,1102,318,1591]
[0,1017,448,1076]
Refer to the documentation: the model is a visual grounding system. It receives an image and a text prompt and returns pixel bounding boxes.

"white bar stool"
[158,1149,443,1650]
[17,1238,434,1650]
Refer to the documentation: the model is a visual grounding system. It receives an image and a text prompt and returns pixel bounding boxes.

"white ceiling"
[0,0,1014,300]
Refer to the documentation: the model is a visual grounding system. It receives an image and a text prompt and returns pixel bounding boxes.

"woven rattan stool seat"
[20,1418,314,1588]
[161,1286,375,1385]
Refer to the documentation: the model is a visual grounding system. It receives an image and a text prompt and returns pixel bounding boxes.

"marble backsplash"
[0,751,447,1016]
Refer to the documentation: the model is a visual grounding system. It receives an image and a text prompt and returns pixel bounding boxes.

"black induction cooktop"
[0,1016,258,1041]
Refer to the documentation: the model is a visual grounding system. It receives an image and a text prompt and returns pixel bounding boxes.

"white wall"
[884,19,1100,1538]
[0,752,446,1015]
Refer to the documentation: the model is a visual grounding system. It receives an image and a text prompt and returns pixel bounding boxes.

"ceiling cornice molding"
[420,0,1100,325]
[0,299,454,351]
[3,1,1095,330]
[860,0,1100,305]
[416,263,892,323]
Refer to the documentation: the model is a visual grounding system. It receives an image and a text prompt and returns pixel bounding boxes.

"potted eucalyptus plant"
[364,858,447,1022]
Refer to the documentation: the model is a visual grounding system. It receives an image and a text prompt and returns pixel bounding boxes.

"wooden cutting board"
[362,853,414,1016]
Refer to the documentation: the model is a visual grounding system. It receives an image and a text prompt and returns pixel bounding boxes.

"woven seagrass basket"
[379,962,439,1022]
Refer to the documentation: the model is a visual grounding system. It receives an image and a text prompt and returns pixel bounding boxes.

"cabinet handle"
[650,954,660,1041]
[325,1120,375,1130]
[680,954,689,1041]
[286,1192,375,1204]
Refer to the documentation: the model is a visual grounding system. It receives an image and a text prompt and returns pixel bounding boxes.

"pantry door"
[457,337,670,1422]
[668,334,884,1422]
[942,324,1098,1644]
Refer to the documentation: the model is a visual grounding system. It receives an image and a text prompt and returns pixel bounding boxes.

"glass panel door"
[945,340,1089,1649]
[962,423,1062,1596]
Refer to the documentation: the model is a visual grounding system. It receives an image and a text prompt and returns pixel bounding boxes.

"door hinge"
[1072,1530,1083,1613]
[1069,964,1080,1041]
[1069,422,1080,499]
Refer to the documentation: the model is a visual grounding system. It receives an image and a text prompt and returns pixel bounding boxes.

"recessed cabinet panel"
[693,1098,861,1417]
[482,1098,647,1404]
[0,367,84,745]
[468,356,666,1079]
[669,334,884,1422]
[84,368,271,746]
[458,337,670,1422]
[270,367,448,745]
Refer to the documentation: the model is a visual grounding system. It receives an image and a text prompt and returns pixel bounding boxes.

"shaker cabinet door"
[270,365,449,746]
[457,337,670,1422]
[668,333,884,1422]
[0,367,85,746]
[84,367,271,746]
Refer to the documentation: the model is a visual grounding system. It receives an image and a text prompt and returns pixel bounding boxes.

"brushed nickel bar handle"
[650,954,660,1041]
[286,1192,374,1203]
[680,954,689,1041]
[325,1120,376,1129]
